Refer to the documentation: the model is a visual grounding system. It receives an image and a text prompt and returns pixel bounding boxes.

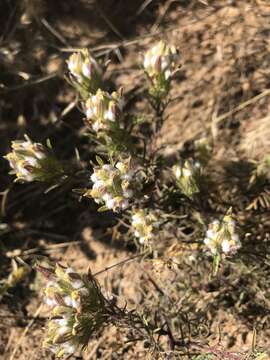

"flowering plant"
[131,209,159,246]
[4,135,64,183]
[143,40,179,99]
[84,89,124,133]
[38,263,107,357]
[84,158,137,212]
[67,48,104,97]
[3,38,252,358]
[204,210,241,257]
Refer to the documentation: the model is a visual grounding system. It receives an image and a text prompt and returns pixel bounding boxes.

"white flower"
[19,140,32,150]
[139,237,146,244]
[62,342,76,355]
[86,108,94,119]
[91,173,98,183]
[122,171,133,181]
[104,109,115,122]
[102,193,112,202]
[72,298,80,309]
[102,164,114,172]
[165,69,171,80]
[221,239,231,253]
[92,121,100,132]
[123,189,133,198]
[161,58,169,70]
[67,53,82,77]
[78,287,89,297]
[56,318,69,327]
[106,198,116,210]
[232,234,239,242]
[65,267,75,274]
[93,180,105,189]
[144,56,150,69]
[64,296,73,307]
[93,106,98,116]
[174,165,181,179]
[45,297,57,307]
[182,167,192,178]
[58,326,70,336]
[206,229,214,238]
[17,164,33,181]
[212,220,220,227]
[121,199,129,210]
[115,162,125,172]
[25,154,42,164]
[82,62,91,78]
[72,279,84,289]
[132,214,143,225]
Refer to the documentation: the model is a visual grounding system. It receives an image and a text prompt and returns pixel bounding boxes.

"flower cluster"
[67,49,104,96]
[173,160,201,199]
[204,212,241,256]
[131,209,159,245]
[85,89,124,133]
[84,159,136,212]
[143,40,179,98]
[38,263,107,358]
[4,136,63,183]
